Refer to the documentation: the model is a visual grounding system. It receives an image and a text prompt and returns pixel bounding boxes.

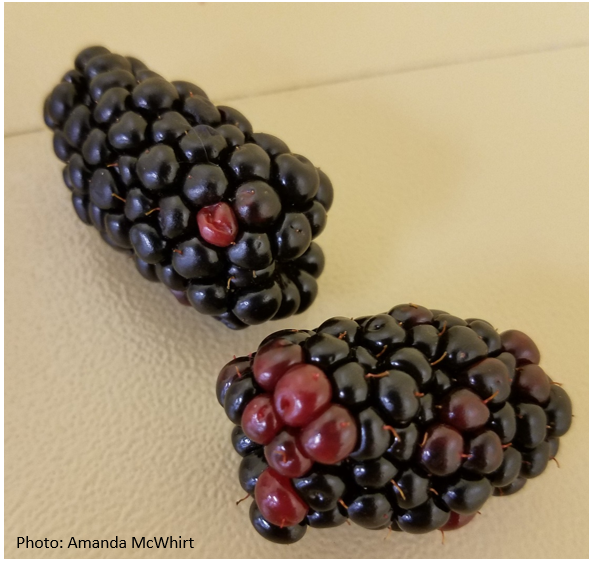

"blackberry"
[217,303,572,544]
[44,46,333,328]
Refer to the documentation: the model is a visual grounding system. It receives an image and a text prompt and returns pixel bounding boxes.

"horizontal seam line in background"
[5,41,588,140]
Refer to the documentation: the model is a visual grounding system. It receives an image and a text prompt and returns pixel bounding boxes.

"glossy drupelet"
[44,46,333,328]
[217,304,572,544]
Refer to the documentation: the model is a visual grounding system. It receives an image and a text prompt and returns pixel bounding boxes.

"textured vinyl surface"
[5,40,588,559]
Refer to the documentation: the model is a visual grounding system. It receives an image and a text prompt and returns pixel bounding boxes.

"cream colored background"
[5,3,588,559]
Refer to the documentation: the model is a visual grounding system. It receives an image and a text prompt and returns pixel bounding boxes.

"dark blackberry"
[45,46,332,328]
[218,304,571,543]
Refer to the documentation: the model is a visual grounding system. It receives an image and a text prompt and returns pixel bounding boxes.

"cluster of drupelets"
[43,46,333,329]
[218,304,572,544]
